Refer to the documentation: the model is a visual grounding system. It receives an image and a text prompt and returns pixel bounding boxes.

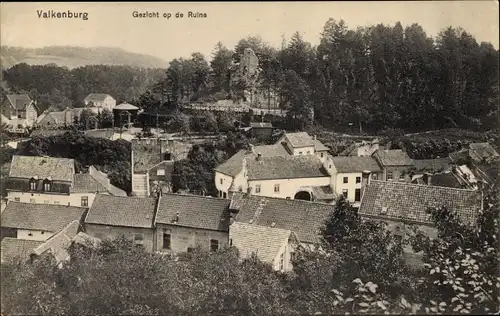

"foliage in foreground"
[2,188,499,315]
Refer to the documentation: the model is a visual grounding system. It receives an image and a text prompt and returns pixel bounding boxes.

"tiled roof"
[215,143,291,177]
[84,93,113,102]
[358,181,482,226]
[1,238,43,263]
[230,193,334,244]
[9,155,75,182]
[72,172,126,196]
[1,202,87,232]
[114,103,139,110]
[284,132,315,148]
[6,94,32,110]
[411,158,453,172]
[314,139,329,152]
[156,193,230,231]
[331,156,382,173]
[31,220,80,265]
[429,173,463,189]
[250,122,273,128]
[247,155,330,180]
[85,194,156,228]
[310,185,336,200]
[214,150,247,177]
[373,149,413,166]
[229,222,293,263]
[469,143,499,159]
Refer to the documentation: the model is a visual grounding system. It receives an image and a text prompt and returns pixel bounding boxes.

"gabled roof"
[246,155,330,180]
[31,220,81,265]
[229,222,295,263]
[331,156,382,173]
[84,93,114,102]
[6,94,33,110]
[9,155,75,182]
[230,193,334,244]
[314,139,329,152]
[156,193,230,231]
[72,171,126,196]
[284,132,315,148]
[1,202,87,232]
[429,172,464,189]
[1,238,44,263]
[85,194,156,228]
[114,103,139,111]
[250,122,273,128]
[373,149,413,166]
[358,180,482,226]
[469,142,499,160]
[411,157,453,173]
[215,143,291,177]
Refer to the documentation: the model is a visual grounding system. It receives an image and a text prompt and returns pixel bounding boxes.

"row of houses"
[1,176,483,271]
[213,131,498,207]
[1,93,123,133]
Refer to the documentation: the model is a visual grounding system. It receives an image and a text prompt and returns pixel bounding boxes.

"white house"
[6,155,126,208]
[330,156,383,206]
[215,132,334,202]
[0,202,87,242]
[229,222,298,272]
[83,93,116,113]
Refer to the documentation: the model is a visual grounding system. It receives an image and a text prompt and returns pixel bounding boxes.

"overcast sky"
[1,1,499,62]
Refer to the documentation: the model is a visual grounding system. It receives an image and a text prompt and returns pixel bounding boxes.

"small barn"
[113,103,139,127]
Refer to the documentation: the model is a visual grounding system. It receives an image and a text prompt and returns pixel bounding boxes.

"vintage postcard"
[1,1,499,315]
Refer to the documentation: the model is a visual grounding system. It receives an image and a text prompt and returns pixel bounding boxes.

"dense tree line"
[2,64,165,112]
[2,184,498,315]
[156,20,498,133]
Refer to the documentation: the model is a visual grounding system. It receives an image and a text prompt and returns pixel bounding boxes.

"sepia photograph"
[0,1,499,315]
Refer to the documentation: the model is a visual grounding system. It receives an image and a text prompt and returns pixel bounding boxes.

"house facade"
[372,149,414,182]
[330,156,383,206]
[6,156,126,207]
[215,132,333,202]
[36,107,84,128]
[83,93,116,112]
[229,222,298,272]
[2,94,38,132]
[0,202,87,242]
[250,122,274,138]
[84,194,157,252]
[154,194,230,253]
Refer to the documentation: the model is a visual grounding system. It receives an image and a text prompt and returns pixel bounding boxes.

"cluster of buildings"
[1,93,140,134]
[1,130,496,272]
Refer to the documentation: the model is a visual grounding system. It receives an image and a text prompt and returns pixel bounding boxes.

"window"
[157,168,165,176]
[372,173,378,180]
[220,178,223,185]
[355,189,361,202]
[274,184,280,193]
[163,152,172,161]
[30,198,36,203]
[299,152,302,155]
[387,171,393,181]
[162,233,171,249]
[255,184,261,193]
[229,239,233,246]
[41,231,44,235]
[290,252,297,262]
[28,233,33,236]
[321,153,324,158]
[286,197,291,200]
[223,192,227,199]
[134,234,144,244]
[187,247,194,253]
[81,196,89,207]
[356,177,361,184]
[279,253,284,271]
[343,177,348,184]
[29,178,37,191]
[210,239,219,252]
[399,173,405,180]
[43,180,51,192]
[14,197,20,202]
[54,201,60,205]
[342,189,348,199]
[307,151,310,155]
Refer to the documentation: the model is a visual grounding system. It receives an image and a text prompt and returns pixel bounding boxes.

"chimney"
[256,153,262,161]
[313,135,317,140]
[174,212,180,224]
